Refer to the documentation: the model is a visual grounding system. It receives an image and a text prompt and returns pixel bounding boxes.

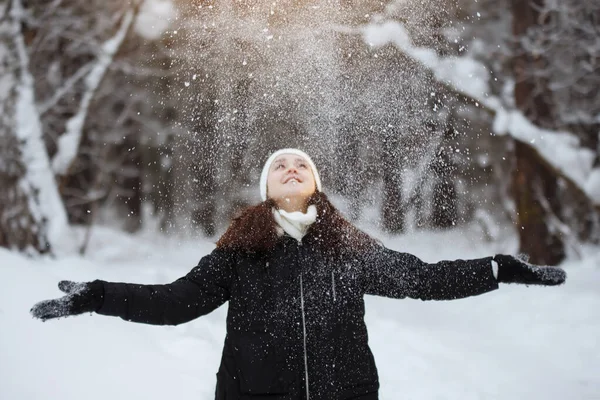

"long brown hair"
[216,191,379,257]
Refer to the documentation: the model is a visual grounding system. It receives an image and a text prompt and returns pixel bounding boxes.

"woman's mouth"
[284,176,301,184]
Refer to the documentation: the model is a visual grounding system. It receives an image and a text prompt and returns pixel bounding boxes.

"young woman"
[31,148,566,400]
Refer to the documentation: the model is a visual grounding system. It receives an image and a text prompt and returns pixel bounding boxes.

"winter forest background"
[1,0,599,263]
[1,1,600,399]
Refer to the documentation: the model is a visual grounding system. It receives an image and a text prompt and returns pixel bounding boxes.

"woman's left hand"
[493,255,567,286]
[30,280,105,321]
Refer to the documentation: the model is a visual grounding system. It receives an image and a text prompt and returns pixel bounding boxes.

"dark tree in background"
[431,128,459,229]
[381,129,406,233]
[508,0,600,265]
[510,0,565,265]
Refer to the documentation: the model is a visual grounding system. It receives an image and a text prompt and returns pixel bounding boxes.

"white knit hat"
[260,148,322,201]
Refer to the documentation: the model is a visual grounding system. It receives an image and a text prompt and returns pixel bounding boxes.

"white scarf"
[272,205,318,242]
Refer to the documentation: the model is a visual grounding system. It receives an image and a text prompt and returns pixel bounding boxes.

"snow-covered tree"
[0,0,68,253]
[0,0,152,252]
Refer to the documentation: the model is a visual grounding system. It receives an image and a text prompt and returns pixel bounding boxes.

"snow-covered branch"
[52,7,137,175]
[362,20,600,204]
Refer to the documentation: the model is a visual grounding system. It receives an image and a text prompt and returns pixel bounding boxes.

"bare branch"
[38,61,94,115]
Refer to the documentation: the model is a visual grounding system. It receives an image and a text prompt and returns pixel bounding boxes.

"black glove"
[494,254,566,286]
[30,280,105,321]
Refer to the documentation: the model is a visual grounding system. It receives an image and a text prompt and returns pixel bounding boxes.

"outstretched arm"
[361,246,499,300]
[31,249,235,326]
[361,247,566,301]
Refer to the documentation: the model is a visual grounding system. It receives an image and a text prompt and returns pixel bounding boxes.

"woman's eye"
[276,164,285,169]
[298,163,307,168]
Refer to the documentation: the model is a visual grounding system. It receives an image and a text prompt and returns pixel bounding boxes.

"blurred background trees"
[1,0,598,264]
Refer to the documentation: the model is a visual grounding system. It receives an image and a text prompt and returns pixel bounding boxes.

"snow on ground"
[1,224,599,400]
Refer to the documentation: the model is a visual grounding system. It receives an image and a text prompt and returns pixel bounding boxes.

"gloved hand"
[493,255,566,286]
[30,280,105,321]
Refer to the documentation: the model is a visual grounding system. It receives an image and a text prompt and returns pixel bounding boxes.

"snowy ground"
[1,223,599,400]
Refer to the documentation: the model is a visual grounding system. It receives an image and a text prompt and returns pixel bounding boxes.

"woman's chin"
[281,194,302,202]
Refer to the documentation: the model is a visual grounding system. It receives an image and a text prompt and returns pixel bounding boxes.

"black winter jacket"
[97,234,499,400]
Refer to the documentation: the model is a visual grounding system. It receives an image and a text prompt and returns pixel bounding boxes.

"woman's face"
[267,153,316,204]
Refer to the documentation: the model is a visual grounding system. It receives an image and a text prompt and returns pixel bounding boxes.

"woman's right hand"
[30,280,105,321]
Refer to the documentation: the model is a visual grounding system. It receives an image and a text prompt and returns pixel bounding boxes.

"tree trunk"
[430,126,458,229]
[513,141,565,264]
[431,149,458,229]
[0,24,42,251]
[0,122,50,253]
[338,123,366,222]
[118,134,143,233]
[510,0,565,265]
[511,0,556,129]
[381,133,404,233]
[156,136,177,233]
[0,1,67,253]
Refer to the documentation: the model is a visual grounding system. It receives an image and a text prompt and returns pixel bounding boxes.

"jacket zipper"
[300,274,310,400]
[331,271,336,302]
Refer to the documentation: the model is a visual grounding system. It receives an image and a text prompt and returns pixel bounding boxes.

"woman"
[31,148,566,400]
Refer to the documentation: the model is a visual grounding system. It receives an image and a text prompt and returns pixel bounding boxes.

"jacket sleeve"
[97,248,234,325]
[361,245,499,300]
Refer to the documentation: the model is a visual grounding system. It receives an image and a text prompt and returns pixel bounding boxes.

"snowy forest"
[1,0,599,265]
[2,1,600,399]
